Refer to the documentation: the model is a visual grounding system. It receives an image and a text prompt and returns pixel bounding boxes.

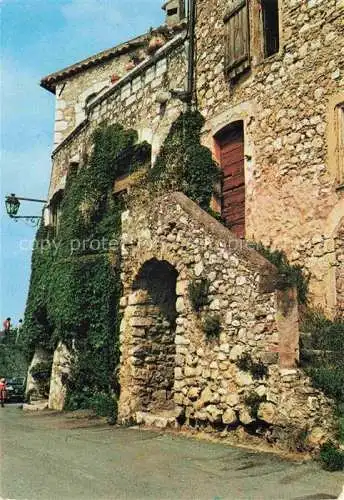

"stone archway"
[123,258,178,417]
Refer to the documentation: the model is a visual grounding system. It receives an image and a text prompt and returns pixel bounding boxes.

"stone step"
[136,409,179,428]
[23,399,49,411]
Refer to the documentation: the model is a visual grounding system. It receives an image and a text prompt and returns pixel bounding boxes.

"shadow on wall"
[133,258,178,325]
[131,258,178,412]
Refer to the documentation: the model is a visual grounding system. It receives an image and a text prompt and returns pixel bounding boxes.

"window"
[50,190,63,235]
[113,143,152,194]
[163,0,185,26]
[224,0,250,80]
[261,0,280,58]
[336,103,344,185]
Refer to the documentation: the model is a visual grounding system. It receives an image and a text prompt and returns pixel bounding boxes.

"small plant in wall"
[110,74,121,84]
[244,393,267,419]
[125,61,136,71]
[203,314,221,339]
[126,51,144,72]
[319,441,344,471]
[147,36,164,55]
[236,353,268,380]
[188,278,210,312]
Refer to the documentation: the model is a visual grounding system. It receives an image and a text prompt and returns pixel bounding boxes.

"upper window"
[50,190,64,236]
[335,103,344,185]
[261,0,280,58]
[224,0,250,81]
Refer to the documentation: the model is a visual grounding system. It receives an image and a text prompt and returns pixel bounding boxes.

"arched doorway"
[214,121,245,238]
[131,258,178,412]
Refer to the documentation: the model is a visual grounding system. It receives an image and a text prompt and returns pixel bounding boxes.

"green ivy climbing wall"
[21,123,150,411]
[21,111,221,411]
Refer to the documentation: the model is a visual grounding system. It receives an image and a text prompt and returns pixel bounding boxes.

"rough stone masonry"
[26,0,343,452]
[118,192,335,450]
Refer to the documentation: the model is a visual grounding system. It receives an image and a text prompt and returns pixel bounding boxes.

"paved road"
[0,406,342,500]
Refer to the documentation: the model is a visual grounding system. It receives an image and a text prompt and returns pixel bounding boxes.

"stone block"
[257,402,276,424]
[239,408,254,425]
[209,299,220,310]
[129,317,153,327]
[128,290,149,305]
[236,371,254,386]
[184,366,196,377]
[126,94,137,107]
[222,408,237,425]
[200,386,212,404]
[188,387,200,400]
[176,280,188,296]
[236,276,246,286]
[175,335,190,345]
[145,67,155,84]
[219,343,230,353]
[55,120,68,132]
[206,405,223,423]
[194,261,204,276]
[229,345,244,361]
[156,58,167,76]
[176,297,185,313]
[121,84,131,101]
[132,77,142,92]
[226,393,240,407]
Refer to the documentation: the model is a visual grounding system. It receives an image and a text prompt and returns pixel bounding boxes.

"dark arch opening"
[133,259,178,325]
[131,258,178,412]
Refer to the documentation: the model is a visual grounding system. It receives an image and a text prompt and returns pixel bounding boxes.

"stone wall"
[48,342,74,411]
[50,26,185,148]
[196,0,344,315]
[25,347,52,402]
[118,192,335,450]
[46,0,343,316]
[53,52,134,147]
[335,220,344,318]
[48,35,187,201]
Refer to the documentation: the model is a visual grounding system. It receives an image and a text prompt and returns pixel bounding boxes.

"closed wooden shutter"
[217,125,245,239]
[224,0,250,80]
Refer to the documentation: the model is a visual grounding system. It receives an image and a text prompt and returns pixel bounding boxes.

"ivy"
[0,339,27,379]
[251,242,309,305]
[203,314,221,339]
[236,354,268,380]
[141,110,220,210]
[22,112,219,412]
[188,278,210,312]
[300,309,344,410]
[21,123,150,412]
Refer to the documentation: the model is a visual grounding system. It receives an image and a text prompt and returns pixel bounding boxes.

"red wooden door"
[218,126,245,238]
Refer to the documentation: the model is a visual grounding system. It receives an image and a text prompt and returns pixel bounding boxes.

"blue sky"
[1,0,164,324]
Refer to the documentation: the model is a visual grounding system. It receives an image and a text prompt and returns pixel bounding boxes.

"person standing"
[16,318,23,344]
[0,378,7,408]
[2,318,11,332]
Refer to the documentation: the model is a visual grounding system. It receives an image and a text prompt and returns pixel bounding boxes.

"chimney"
[162,0,185,27]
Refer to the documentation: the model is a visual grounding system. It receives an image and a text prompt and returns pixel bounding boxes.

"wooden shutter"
[224,0,250,80]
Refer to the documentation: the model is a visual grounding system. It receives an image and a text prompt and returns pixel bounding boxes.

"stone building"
[26,0,343,450]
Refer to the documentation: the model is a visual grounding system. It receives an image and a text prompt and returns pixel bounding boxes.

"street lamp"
[4,193,47,225]
[5,194,21,217]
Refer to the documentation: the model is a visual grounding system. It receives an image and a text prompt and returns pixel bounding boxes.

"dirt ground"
[1,405,343,500]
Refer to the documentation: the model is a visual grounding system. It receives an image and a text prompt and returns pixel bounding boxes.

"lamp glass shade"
[5,194,20,217]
